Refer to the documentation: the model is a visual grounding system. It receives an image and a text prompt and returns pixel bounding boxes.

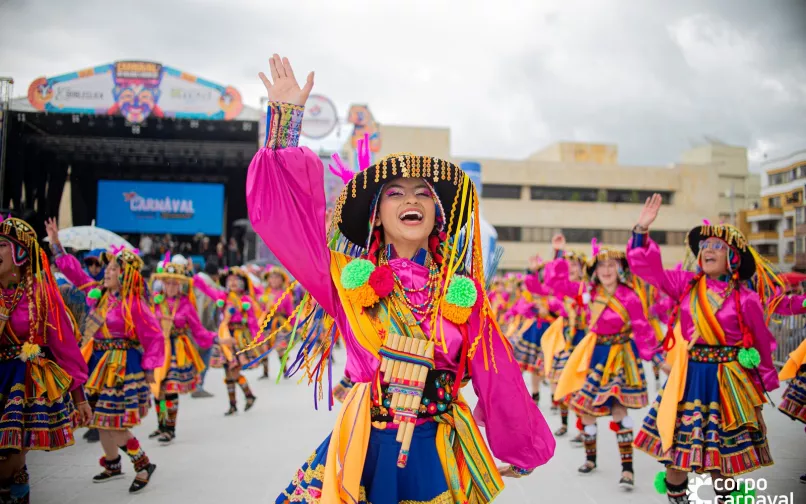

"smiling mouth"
[398,209,424,223]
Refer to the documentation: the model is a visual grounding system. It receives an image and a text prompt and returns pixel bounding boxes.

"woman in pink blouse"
[546,233,660,490]
[0,216,90,504]
[47,219,162,494]
[628,195,780,504]
[247,55,554,504]
[148,255,215,443]
[256,265,294,379]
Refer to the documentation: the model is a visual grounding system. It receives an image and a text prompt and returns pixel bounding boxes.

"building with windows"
[345,124,760,271]
[740,149,806,271]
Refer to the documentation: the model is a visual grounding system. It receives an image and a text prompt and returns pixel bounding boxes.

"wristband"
[509,465,533,477]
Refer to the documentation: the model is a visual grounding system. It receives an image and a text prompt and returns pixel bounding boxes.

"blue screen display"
[96,180,224,235]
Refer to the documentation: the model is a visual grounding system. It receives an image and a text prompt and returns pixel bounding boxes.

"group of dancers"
[0,215,295,503]
[2,52,805,504]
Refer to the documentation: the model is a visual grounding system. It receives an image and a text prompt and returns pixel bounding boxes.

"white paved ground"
[28,349,806,503]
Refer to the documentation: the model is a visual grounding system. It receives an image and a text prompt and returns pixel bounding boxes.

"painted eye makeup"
[415,189,433,197]
[385,188,404,197]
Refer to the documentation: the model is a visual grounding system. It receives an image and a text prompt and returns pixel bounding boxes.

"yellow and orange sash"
[779,337,806,382]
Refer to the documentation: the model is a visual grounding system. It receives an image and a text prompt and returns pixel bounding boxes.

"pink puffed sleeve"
[548,296,565,315]
[772,294,806,316]
[524,273,551,296]
[742,291,780,393]
[544,259,583,299]
[626,237,692,301]
[469,310,556,469]
[54,250,96,294]
[181,297,215,349]
[192,274,225,303]
[620,286,660,361]
[44,286,89,390]
[134,297,165,370]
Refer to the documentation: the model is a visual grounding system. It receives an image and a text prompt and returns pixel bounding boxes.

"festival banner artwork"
[27,61,243,123]
[96,180,224,235]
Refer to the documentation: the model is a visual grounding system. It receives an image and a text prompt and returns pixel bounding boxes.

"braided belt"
[689,345,739,364]
[0,345,22,361]
[596,331,631,345]
[93,339,139,351]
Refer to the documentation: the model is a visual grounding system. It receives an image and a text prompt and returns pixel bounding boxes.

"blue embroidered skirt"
[634,359,772,476]
[0,352,75,455]
[276,422,451,504]
[569,335,648,416]
[779,364,806,424]
[87,347,151,430]
[513,320,549,372]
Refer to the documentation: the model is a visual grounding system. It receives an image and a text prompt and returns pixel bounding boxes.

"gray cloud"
[1,0,803,167]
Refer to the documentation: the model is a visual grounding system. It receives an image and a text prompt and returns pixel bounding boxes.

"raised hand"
[551,234,566,251]
[44,217,60,243]
[258,54,314,107]
[636,193,663,230]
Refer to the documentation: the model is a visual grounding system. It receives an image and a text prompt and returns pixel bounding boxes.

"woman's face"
[595,259,620,288]
[0,239,19,281]
[163,279,180,297]
[226,275,245,293]
[699,237,730,277]
[374,178,436,249]
[104,260,122,290]
[268,273,284,290]
[568,260,582,281]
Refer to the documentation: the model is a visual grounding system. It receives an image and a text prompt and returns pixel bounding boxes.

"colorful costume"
[52,243,162,493]
[548,247,658,483]
[257,265,295,378]
[0,217,89,504]
[627,224,781,503]
[149,256,215,443]
[247,101,555,504]
[193,267,260,414]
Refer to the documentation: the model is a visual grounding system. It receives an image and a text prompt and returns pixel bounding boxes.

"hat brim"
[153,273,190,282]
[686,227,755,280]
[335,154,474,247]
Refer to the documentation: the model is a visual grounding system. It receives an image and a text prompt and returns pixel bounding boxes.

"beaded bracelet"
[509,465,533,477]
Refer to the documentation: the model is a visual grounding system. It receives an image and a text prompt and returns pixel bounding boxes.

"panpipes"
[379,332,435,468]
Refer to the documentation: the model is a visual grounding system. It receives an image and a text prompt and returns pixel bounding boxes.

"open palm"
[259,54,314,106]
[637,193,663,229]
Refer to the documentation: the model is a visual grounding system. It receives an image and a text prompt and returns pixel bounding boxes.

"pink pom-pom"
[126,438,140,451]
[591,237,599,257]
[99,456,107,467]
[609,421,621,432]
[703,219,711,226]
[368,265,394,297]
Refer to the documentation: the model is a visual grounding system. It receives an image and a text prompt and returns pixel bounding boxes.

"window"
[602,229,631,245]
[494,226,521,242]
[757,220,777,232]
[769,173,784,186]
[786,241,795,256]
[562,228,601,243]
[649,230,668,245]
[756,244,778,256]
[768,196,782,208]
[667,231,687,246]
[522,227,560,243]
[606,189,672,204]
[529,186,599,201]
[786,217,794,230]
[483,184,521,199]
[797,237,804,254]
[797,207,806,225]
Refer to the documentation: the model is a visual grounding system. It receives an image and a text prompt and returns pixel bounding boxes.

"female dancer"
[527,249,588,440]
[247,54,554,504]
[256,265,294,379]
[149,254,215,443]
[0,216,91,504]
[46,220,162,494]
[193,266,259,415]
[627,194,780,503]
[548,233,659,490]
[778,335,806,484]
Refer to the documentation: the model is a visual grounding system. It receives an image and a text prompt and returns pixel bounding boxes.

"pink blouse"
[56,253,165,370]
[260,288,294,318]
[154,296,216,348]
[193,277,260,336]
[2,285,88,391]
[544,258,659,361]
[246,143,554,470]
[627,238,779,392]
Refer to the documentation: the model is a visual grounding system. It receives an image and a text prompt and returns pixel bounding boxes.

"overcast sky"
[2,0,804,168]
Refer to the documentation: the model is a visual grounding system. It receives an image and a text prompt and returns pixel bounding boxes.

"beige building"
[740,149,806,271]
[346,125,761,271]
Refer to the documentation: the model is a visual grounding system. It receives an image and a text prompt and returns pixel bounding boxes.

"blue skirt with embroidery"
[276,422,451,504]
[634,360,772,476]
[569,339,648,416]
[87,348,151,430]
[0,355,75,456]
[513,320,549,372]
[779,364,806,424]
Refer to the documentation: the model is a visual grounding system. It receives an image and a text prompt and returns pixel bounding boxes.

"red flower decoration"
[99,456,107,467]
[609,421,621,432]
[368,265,394,297]
[126,438,140,451]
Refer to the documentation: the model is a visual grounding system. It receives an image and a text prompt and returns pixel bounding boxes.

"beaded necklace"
[379,249,440,321]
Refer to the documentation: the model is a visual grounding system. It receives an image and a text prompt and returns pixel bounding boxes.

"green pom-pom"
[154,293,165,304]
[653,471,667,494]
[731,480,756,499]
[445,276,478,308]
[88,288,102,300]
[215,299,225,308]
[802,298,806,309]
[341,258,375,290]
[738,347,761,369]
[157,266,164,273]
[242,301,251,311]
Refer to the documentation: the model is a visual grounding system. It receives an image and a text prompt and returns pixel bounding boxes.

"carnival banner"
[96,180,224,235]
[27,61,243,123]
